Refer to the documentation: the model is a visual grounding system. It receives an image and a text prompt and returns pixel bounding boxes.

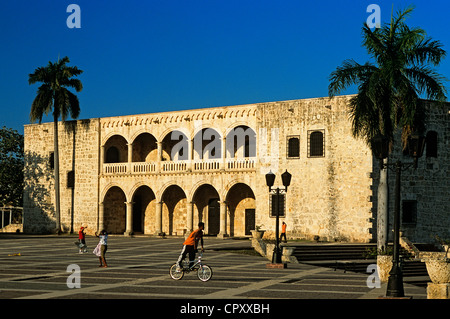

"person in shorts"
[177,222,204,270]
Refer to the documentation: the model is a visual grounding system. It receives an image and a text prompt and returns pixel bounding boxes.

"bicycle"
[169,252,213,282]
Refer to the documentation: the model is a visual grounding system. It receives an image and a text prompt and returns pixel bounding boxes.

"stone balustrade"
[103,157,256,174]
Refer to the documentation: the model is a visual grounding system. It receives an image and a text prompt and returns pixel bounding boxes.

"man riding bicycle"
[177,222,204,270]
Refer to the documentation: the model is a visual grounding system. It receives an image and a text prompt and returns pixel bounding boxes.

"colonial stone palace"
[23,95,450,243]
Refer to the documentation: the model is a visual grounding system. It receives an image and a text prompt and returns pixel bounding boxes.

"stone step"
[288,243,428,277]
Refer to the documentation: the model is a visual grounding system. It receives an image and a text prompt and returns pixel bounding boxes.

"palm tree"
[328,7,447,251]
[29,56,83,233]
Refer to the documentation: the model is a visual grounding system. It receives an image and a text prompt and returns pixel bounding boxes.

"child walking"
[78,226,87,253]
[94,230,108,267]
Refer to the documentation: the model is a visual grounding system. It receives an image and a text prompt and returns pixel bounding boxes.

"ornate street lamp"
[371,133,425,298]
[265,170,291,264]
[281,170,292,192]
[407,134,426,168]
[371,134,390,161]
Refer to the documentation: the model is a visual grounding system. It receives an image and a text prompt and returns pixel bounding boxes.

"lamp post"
[265,170,291,264]
[371,133,426,297]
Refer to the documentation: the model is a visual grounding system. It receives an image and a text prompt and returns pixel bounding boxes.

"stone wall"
[23,96,449,243]
[253,96,374,242]
[372,101,450,243]
[24,119,100,234]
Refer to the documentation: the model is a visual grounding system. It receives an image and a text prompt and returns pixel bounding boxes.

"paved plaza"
[0,234,427,302]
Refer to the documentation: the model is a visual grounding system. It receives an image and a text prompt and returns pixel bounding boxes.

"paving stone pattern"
[0,235,426,299]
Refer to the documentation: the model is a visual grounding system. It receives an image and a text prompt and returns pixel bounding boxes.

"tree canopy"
[0,127,24,207]
[328,6,447,149]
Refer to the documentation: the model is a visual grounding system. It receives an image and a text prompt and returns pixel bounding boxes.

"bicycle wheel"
[169,263,184,280]
[197,264,212,282]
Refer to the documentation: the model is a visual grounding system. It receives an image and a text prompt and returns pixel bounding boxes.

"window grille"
[308,130,325,157]
[287,136,300,158]
[270,193,285,218]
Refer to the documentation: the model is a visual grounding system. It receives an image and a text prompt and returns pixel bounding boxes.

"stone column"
[127,143,133,173]
[155,201,162,235]
[100,145,105,174]
[188,139,194,171]
[156,141,162,173]
[218,200,228,239]
[221,136,226,169]
[186,201,194,235]
[124,201,133,236]
[98,202,104,232]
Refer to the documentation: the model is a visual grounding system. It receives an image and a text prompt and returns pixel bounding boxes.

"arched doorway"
[161,185,187,235]
[104,135,128,163]
[208,198,220,235]
[226,183,256,236]
[161,130,189,161]
[193,128,222,160]
[192,184,221,235]
[226,125,256,158]
[103,186,126,234]
[132,185,156,234]
[132,133,157,162]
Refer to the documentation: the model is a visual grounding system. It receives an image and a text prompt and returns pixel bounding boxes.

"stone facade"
[23,95,450,243]
[379,100,450,243]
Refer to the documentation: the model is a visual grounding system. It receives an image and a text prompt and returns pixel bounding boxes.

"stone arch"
[160,184,188,235]
[103,134,128,163]
[101,182,130,203]
[192,127,222,160]
[160,128,190,161]
[131,132,158,162]
[158,126,190,142]
[131,184,156,234]
[191,183,221,235]
[102,185,127,234]
[225,183,256,236]
[225,122,256,134]
[225,125,256,158]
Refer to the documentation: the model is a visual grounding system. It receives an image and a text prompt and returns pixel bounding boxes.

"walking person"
[77,226,87,253]
[177,222,204,271]
[94,230,108,267]
[280,222,287,243]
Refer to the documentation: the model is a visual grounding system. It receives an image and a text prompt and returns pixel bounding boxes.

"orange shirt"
[183,229,203,247]
[281,223,287,233]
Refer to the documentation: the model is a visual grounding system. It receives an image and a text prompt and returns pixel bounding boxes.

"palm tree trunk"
[377,158,389,252]
[53,115,61,234]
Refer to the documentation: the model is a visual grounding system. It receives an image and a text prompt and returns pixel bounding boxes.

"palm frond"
[30,84,54,123]
[405,66,448,101]
[328,60,377,97]
[328,6,446,156]
[28,57,83,123]
[407,38,446,66]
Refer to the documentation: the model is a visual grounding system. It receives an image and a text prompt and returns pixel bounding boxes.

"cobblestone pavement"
[0,234,427,302]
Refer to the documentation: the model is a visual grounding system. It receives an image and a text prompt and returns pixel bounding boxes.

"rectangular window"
[67,170,75,188]
[49,152,54,169]
[402,200,417,225]
[270,193,285,218]
[287,136,300,158]
[245,209,255,235]
[308,130,325,157]
[426,131,438,158]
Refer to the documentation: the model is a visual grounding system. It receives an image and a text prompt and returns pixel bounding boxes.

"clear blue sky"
[1,0,449,134]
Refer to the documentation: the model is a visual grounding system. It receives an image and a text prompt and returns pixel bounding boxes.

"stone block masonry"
[23,96,450,245]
